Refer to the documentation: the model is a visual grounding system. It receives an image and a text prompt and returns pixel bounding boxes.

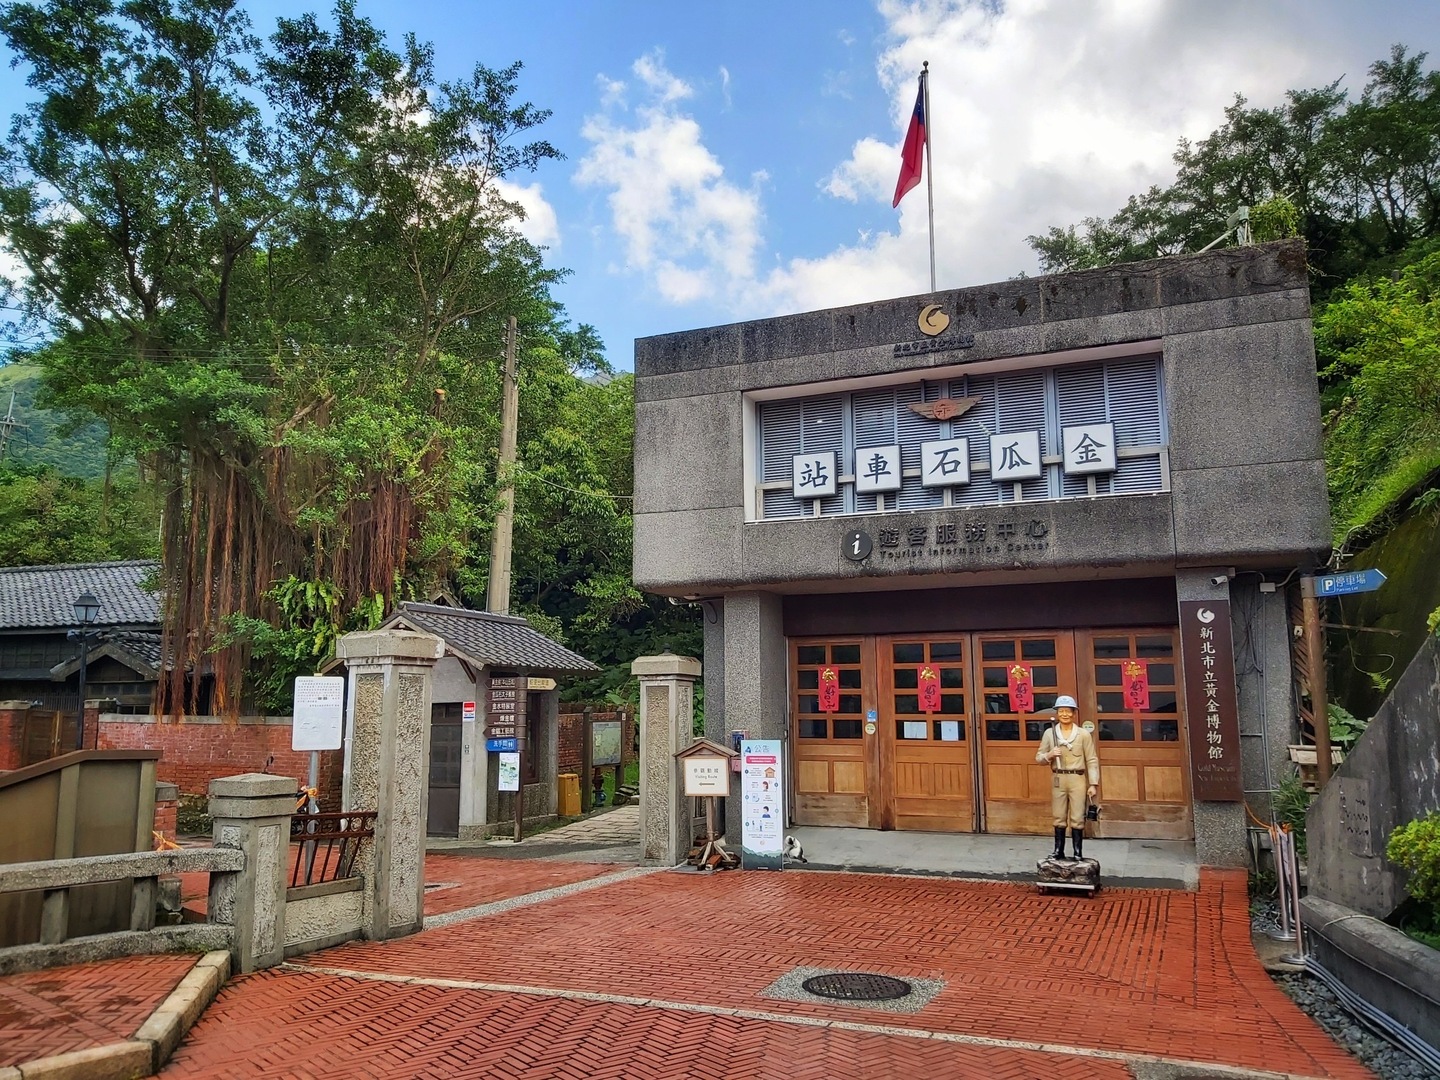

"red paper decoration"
[1123,658,1150,711]
[818,666,840,713]
[918,666,941,713]
[1007,663,1034,713]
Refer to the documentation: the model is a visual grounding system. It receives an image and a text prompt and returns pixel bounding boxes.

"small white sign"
[990,431,1043,481]
[1063,423,1117,475]
[791,452,837,499]
[903,721,927,740]
[853,445,902,494]
[683,756,730,797]
[498,752,521,791]
[920,438,970,488]
[292,676,345,751]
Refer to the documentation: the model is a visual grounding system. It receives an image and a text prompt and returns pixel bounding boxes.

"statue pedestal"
[1036,856,1101,894]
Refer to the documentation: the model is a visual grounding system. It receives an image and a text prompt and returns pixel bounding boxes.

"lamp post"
[69,592,101,751]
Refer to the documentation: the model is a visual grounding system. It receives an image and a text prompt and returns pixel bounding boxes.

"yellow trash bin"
[558,773,581,817]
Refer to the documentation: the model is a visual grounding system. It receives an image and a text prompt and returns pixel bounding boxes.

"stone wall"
[1307,636,1440,918]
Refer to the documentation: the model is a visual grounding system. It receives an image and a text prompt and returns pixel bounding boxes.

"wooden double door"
[791,630,1193,839]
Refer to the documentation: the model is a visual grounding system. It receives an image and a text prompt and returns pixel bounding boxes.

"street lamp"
[69,592,101,751]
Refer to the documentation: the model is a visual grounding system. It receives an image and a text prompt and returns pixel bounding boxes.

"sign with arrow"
[1314,569,1387,597]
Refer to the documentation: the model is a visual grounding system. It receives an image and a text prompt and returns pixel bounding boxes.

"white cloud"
[575,52,765,306]
[719,65,732,110]
[493,179,560,249]
[578,1,1414,324]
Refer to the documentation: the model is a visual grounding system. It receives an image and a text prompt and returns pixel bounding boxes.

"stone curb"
[0,950,230,1080]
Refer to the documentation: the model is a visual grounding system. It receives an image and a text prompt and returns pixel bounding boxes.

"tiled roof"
[0,560,161,629]
[385,603,599,674]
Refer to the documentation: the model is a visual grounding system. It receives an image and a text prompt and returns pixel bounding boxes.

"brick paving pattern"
[0,953,193,1066]
[420,855,623,916]
[163,867,1374,1079]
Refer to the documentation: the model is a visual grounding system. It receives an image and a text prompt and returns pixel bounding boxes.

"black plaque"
[1179,600,1242,801]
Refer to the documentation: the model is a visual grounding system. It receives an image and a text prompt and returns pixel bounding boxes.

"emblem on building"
[918,304,950,336]
[908,396,978,422]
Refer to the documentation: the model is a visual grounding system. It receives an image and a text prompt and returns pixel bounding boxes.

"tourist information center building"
[633,240,1329,866]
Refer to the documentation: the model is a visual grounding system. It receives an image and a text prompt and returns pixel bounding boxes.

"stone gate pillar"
[207,773,297,973]
[633,653,701,865]
[336,629,444,941]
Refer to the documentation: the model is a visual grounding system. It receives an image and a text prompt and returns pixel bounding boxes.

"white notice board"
[292,676,345,751]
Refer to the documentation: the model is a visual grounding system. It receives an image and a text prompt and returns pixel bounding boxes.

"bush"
[1272,772,1314,857]
[1387,812,1440,938]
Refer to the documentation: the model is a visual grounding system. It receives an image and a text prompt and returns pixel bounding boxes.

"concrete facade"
[634,241,1330,867]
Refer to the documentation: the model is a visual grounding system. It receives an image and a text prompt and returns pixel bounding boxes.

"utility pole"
[1300,574,1334,787]
[487,316,519,616]
[0,392,19,461]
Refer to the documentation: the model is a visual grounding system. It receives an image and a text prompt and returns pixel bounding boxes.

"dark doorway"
[428,702,463,835]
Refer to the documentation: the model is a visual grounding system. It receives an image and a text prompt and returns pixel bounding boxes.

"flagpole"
[922,60,936,293]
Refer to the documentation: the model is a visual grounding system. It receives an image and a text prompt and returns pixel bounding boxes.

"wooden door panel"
[1077,628,1193,840]
[879,637,974,833]
[791,639,873,828]
[976,632,1076,835]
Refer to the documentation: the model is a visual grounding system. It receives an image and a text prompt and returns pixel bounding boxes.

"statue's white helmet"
[1054,695,1078,709]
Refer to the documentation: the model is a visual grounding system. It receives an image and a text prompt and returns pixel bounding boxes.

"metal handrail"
[289,811,376,888]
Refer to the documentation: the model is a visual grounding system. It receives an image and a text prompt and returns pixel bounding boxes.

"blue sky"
[1,1,1435,370]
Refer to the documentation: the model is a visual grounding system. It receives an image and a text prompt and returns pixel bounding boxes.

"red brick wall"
[96,715,344,809]
[0,702,27,771]
[558,707,635,776]
[153,796,178,844]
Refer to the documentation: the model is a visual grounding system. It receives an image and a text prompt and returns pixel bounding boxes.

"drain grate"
[801,972,913,1002]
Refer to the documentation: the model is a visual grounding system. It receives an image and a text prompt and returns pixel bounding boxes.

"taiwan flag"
[892,79,926,208]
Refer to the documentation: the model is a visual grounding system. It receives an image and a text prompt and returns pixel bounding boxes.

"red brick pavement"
[420,854,621,916]
[161,866,1373,1079]
[0,953,194,1066]
[178,850,620,919]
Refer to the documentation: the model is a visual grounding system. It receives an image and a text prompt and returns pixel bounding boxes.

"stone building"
[632,240,1328,867]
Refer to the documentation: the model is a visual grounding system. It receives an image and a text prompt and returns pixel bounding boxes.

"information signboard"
[498,752,521,791]
[591,720,621,767]
[292,676,345,752]
[740,739,784,870]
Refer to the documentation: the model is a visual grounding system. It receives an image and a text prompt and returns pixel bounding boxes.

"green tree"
[1315,251,1440,539]
[0,0,580,711]
[0,462,159,564]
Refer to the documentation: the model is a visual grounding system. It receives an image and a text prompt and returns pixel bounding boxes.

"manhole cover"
[801,972,912,1001]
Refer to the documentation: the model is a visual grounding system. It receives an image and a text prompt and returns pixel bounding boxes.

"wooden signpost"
[676,739,737,870]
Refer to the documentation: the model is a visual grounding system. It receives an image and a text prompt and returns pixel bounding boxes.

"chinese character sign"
[918,666,941,713]
[920,439,970,488]
[1179,600,1242,801]
[1062,423,1117,475]
[1006,663,1035,713]
[791,452,837,499]
[818,666,841,713]
[989,431,1043,481]
[1122,659,1150,711]
[854,444,902,494]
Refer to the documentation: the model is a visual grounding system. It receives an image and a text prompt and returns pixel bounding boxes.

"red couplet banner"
[1123,658,1150,711]
[1007,663,1034,713]
[818,666,840,713]
[918,666,941,713]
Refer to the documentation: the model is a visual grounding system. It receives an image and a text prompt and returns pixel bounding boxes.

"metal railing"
[289,811,376,888]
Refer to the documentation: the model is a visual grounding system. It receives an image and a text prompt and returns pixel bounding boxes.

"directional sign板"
[1314,569,1387,597]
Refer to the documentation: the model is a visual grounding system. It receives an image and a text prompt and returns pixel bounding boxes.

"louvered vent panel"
[851,387,895,512]
[995,369,1050,502]
[802,397,846,516]
[1107,357,1163,446]
[895,383,944,510]
[951,374,1002,506]
[758,399,804,519]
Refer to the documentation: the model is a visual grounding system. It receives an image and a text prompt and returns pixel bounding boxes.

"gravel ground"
[1252,896,1437,1080]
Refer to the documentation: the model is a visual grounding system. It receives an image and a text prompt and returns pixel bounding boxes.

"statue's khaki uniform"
[1035,724,1099,828]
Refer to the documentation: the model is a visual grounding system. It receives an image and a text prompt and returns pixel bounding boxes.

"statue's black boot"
[1070,828,1084,860]
[1051,826,1066,860]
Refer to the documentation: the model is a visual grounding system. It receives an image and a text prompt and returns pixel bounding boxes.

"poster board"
[292,676,345,751]
[740,739,784,870]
